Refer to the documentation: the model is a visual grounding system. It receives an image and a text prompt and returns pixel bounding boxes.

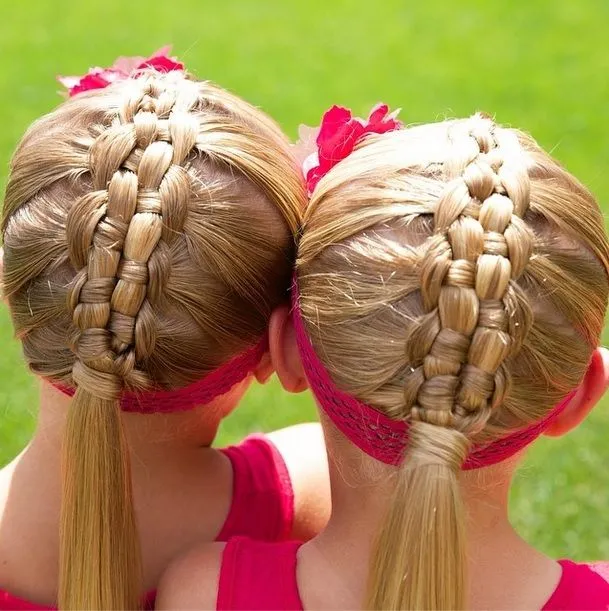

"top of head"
[298,113,609,447]
[2,70,305,399]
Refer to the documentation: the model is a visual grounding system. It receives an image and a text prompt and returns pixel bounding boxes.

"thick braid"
[60,76,200,610]
[402,114,535,441]
[66,77,199,395]
[368,115,537,611]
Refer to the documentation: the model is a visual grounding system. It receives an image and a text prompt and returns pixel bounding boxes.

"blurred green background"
[1,0,609,561]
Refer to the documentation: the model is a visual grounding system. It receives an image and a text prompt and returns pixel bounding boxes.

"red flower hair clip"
[58,46,184,97]
[296,104,402,195]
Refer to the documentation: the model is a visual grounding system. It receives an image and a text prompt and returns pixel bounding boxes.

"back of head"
[2,70,304,609]
[297,113,609,609]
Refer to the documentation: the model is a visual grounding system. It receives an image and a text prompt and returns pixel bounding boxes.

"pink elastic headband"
[52,336,268,414]
[292,280,574,469]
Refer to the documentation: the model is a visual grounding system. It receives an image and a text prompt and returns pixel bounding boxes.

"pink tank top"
[217,538,609,611]
[218,434,294,542]
[0,434,294,610]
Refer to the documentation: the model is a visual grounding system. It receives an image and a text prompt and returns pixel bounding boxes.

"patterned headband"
[52,337,268,414]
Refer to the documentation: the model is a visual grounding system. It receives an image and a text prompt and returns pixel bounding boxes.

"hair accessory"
[298,104,402,195]
[58,46,184,97]
[292,279,575,469]
[52,336,267,414]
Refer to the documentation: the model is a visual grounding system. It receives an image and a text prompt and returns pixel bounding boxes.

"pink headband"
[292,283,574,470]
[52,336,267,414]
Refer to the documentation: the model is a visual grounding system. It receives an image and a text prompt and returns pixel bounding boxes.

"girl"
[157,108,609,610]
[0,50,329,610]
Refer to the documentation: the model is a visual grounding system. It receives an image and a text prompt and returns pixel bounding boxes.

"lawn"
[1,0,609,561]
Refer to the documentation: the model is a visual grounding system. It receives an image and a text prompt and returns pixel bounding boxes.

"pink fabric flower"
[137,53,183,73]
[58,68,123,96]
[58,46,184,97]
[304,103,402,194]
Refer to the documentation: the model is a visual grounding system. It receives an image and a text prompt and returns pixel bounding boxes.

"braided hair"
[298,113,609,609]
[2,71,304,609]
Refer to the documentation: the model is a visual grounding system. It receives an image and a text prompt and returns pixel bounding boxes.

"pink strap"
[217,538,303,611]
[0,591,53,611]
[0,589,157,610]
[217,435,294,542]
[543,560,609,610]
[50,336,267,414]
[292,279,575,470]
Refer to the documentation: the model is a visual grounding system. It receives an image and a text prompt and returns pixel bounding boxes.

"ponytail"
[366,422,469,610]
[59,387,141,610]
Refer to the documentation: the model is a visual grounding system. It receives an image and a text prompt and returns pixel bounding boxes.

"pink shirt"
[0,434,294,610]
[217,538,609,611]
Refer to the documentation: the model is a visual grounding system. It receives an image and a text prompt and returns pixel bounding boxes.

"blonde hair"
[1,71,305,609]
[297,114,609,610]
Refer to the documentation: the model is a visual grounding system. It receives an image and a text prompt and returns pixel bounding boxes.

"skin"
[155,311,609,610]
[0,252,331,605]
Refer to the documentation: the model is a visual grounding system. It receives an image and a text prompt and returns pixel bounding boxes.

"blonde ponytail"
[366,423,469,610]
[59,390,140,609]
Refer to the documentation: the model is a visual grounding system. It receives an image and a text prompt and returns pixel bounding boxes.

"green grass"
[1,0,609,561]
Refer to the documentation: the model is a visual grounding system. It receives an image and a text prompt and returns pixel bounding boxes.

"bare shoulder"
[155,542,226,610]
[267,422,331,540]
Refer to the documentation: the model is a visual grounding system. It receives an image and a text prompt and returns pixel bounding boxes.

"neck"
[33,382,224,455]
[10,381,227,513]
[298,424,560,610]
[10,381,230,495]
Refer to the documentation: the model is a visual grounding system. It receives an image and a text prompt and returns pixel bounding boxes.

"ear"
[544,347,609,438]
[268,305,307,393]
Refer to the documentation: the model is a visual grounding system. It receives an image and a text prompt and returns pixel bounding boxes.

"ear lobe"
[544,347,609,438]
[253,351,274,385]
[268,305,308,394]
